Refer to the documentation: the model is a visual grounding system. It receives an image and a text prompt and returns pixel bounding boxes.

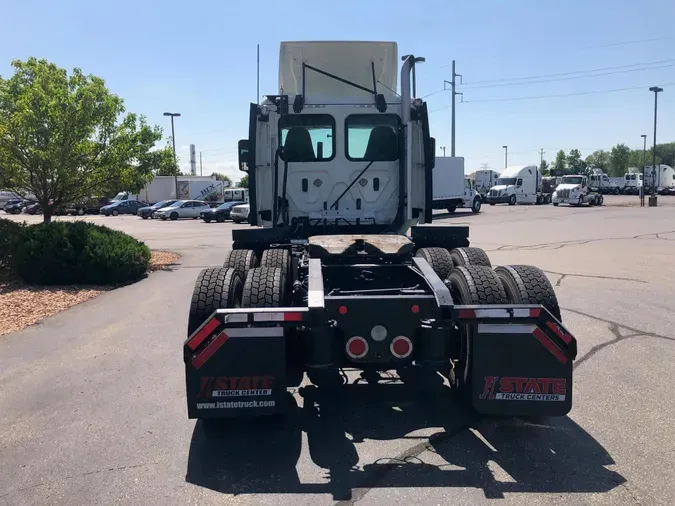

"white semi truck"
[485,165,551,205]
[622,169,643,195]
[552,175,603,206]
[588,168,621,195]
[471,169,500,202]
[643,164,675,195]
[432,157,482,213]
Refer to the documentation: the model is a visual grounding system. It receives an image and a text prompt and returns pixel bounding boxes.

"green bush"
[0,218,23,269]
[14,221,151,285]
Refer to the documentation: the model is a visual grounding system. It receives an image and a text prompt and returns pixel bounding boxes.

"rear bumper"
[184,303,577,419]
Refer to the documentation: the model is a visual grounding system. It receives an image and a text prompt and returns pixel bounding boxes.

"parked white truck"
[113,176,227,204]
[588,168,621,195]
[432,156,482,213]
[485,165,550,205]
[471,169,500,202]
[622,170,643,195]
[643,164,675,195]
[552,175,603,206]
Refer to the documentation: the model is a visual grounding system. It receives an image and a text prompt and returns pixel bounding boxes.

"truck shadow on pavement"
[185,384,625,501]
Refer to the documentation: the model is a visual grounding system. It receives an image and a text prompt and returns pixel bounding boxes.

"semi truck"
[588,168,621,195]
[485,165,551,205]
[182,41,577,430]
[432,157,482,213]
[643,164,675,195]
[552,175,603,206]
[112,176,227,205]
[622,169,643,195]
[471,169,500,202]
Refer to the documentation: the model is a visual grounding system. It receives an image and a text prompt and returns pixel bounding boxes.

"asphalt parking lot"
[1,195,675,505]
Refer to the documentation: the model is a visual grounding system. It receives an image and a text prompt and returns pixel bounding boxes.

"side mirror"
[238,140,250,172]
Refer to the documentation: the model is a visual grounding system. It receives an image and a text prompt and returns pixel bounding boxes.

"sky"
[1,0,674,180]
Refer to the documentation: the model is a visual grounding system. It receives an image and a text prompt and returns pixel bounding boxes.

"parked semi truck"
[552,175,603,206]
[432,157,482,213]
[588,168,621,195]
[622,170,643,195]
[182,40,577,430]
[485,165,551,205]
[471,169,500,202]
[643,164,675,195]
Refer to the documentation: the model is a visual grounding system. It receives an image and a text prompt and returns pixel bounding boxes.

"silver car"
[230,203,250,223]
[154,200,210,220]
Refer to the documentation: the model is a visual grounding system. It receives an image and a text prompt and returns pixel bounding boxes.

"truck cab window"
[345,114,400,161]
[279,114,335,162]
[516,178,523,187]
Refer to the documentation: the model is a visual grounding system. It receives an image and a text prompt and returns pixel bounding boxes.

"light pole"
[441,146,446,157]
[648,87,663,197]
[641,134,647,206]
[502,145,508,169]
[163,112,181,199]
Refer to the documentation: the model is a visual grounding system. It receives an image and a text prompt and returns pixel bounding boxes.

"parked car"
[137,200,178,219]
[100,200,147,216]
[23,202,43,215]
[154,200,210,221]
[230,203,250,224]
[200,201,246,223]
[66,197,110,216]
[2,199,29,214]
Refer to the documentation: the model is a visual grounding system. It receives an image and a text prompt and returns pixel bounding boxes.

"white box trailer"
[432,157,482,213]
[113,176,227,204]
[644,165,675,194]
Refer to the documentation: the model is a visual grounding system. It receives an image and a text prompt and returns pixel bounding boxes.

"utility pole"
[441,146,446,157]
[641,134,647,206]
[503,145,508,169]
[200,151,203,177]
[443,61,462,157]
[540,148,545,168]
[649,86,663,198]
[163,112,181,199]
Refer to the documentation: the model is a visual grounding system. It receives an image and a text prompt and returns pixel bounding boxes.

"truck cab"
[623,172,643,195]
[485,165,542,205]
[552,175,603,206]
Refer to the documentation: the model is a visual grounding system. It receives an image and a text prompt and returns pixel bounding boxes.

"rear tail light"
[346,336,368,359]
[390,336,412,359]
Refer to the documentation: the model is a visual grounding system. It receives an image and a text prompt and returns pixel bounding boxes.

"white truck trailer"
[432,157,482,213]
[113,176,227,204]
[643,164,675,194]
[485,165,549,205]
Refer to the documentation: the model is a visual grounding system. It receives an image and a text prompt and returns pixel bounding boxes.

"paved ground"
[1,195,675,505]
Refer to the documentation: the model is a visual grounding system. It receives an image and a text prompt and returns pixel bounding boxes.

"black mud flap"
[184,313,290,419]
[456,306,576,417]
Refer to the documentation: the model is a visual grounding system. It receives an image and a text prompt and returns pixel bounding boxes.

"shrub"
[14,221,151,285]
[0,218,23,270]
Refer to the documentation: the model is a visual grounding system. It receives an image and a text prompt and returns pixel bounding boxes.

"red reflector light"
[529,308,541,318]
[390,336,412,359]
[411,304,420,314]
[346,336,368,359]
[284,312,303,322]
[458,309,475,319]
[339,305,348,315]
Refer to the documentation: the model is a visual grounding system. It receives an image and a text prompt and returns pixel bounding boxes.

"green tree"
[0,58,161,222]
[654,142,675,167]
[609,143,631,177]
[585,150,610,172]
[566,149,586,172]
[539,159,549,175]
[211,172,233,188]
[553,150,566,173]
[147,141,180,176]
[628,147,660,169]
[237,174,249,188]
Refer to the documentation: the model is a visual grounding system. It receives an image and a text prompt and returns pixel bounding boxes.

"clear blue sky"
[1,0,674,180]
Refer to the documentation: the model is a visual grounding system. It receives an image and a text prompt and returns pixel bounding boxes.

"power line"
[461,59,675,86]
[430,82,675,110]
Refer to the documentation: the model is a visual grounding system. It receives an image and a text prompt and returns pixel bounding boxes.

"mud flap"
[184,317,288,419]
[454,306,576,417]
[471,322,573,416]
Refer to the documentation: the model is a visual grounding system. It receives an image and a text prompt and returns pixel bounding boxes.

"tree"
[539,159,549,175]
[566,149,586,172]
[237,174,249,188]
[211,172,233,188]
[628,147,660,170]
[147,141,179,176]
[609,143,631,177]
[0,58,161,222]
[553,150,566,173]
[585,150,610,172]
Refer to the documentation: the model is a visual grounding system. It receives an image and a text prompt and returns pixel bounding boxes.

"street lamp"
[440,146,446,157]
[640,134,647,206]
[648,87,663,197]
[502,145,508,169]
[163,112,181,199]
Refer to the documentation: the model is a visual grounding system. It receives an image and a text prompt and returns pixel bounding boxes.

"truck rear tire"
[242,267,288,307]
[260,248,291,281]
[449,247,492,268]
[187,267,243,336]
[494,265,561,322]
[223,249,258,280]
[447,205,456,214]
[415,247,453,280]
[508,195,516,206]
[445,266,508,398]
